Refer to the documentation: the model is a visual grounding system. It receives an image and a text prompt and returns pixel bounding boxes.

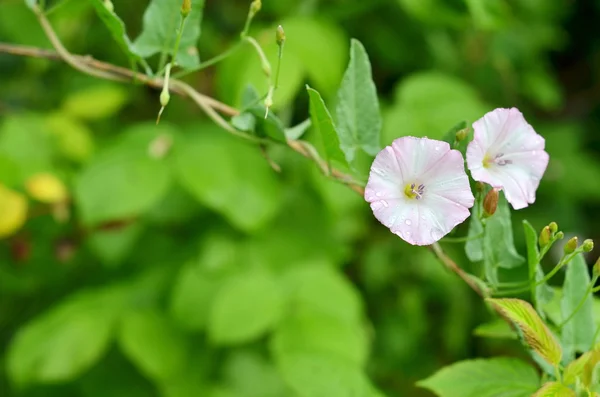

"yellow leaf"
[564,350,592,385]
[487,298,562,366]
[0,185,28,238]
[532,382,575,396]
[25,173,68,204]
[62,85,128,120]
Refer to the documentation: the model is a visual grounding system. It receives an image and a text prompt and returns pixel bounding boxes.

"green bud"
[160,89,170,107]
[249,0,261,17]
[455,128,468,142]
[103,0,114,12]
[549,222,558,234]
[582,239,594,253]
[556,231,565,240]
[594,257,600,277]
[276,25,286,46]
[181,0,192,17]
[539,226,551,248]
[564,236,578,255]
[483,188,498,218]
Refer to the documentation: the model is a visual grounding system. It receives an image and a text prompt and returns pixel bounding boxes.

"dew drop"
[405,219,412,225]
[405,231,411,237]
[376,191,383,197]
[381,200,389,208]
[435,146,440,151]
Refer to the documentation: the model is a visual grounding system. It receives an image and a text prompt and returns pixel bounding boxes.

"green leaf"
[223,350,289,397]
[465,201,484,262]
[277,352,380,397]
[62,84,129,120]
[487,298,562,366]
[335,39,381,164]
[7,286,124,385]
[74,126,172,225]
[564,351,593,386]
[285,119,311,140]
[523,220,554,312]
[473,319,518,340]
[532,382,576,397]
[307,86,347,168]
[133,0,205,69]
[561,254,595,357]
[484,194,525,269]
[88,0,142,64]
[208,272,284,345]
[118,310,188,382]
[45,113,95,163]
[174,126,282,232]
[87,223,143,267]
[418,358,540,397]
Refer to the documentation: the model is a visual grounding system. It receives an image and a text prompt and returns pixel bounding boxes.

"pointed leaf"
[562,254,595,357]
[487,298,562,366]
[307,86,347,168]
[133,0,205,69]
[532,382,575,397]
[484,194,525,269]
[564,351,593,385]
[418,358,539,397]
[88,0,142,64]
[335,39,381,164]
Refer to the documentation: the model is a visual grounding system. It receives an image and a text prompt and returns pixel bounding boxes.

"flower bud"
[483,188,499,218]
[555,231,565,240]
[181,0,192,17]
[549,222,558,234]
[582,239,594,253]
[539,226,551,248]
[160,89,170,107]
[594,257,600,278]
[455,128,468,142]
[564,236,578,255]
[249,0,261,17]
[276,25,286,46]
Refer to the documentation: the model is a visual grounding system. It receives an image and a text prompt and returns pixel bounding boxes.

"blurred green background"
[1,0,600,396]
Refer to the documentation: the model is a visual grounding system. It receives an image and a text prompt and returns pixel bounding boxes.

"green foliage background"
[1,0,600,396]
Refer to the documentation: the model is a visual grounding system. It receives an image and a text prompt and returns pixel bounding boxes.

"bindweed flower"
[365,137,475,246]
[466,108,549,210]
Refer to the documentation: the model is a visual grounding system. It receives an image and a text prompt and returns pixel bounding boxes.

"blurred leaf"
[62,84,128,120]
[75,144,171,225]
[532,382,575,397]
[132,0,205,69]
[521,66,562,111]
[487,298,562,366]
[118,310,188,382]
[0,114,55,181]
[87,223,143,267]
[382,72,487,144]
[564,351,592,386]
[0,184,28,239]
[485,194,525,269]
[307,86,347,168]
[473,319,517,339]
[561,254,595,357]
[277,352,380,397]
[223,350,289,397]
[271,309,369,366]
[465,201,484,262]
[174,126,282,232]
[7,286,125,385]
[45,113,94,163]
[465,0,510,30]
[417,358,539,397]
[396,0,467,27]
[336,39,381,165]
[88,0,142,64]
[208,272,284,345]
[285,119,311,140]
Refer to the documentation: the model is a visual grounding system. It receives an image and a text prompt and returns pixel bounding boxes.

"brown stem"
[0,25,482,300]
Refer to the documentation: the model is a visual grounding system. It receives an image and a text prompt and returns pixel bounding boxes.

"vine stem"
[0,16,489,304]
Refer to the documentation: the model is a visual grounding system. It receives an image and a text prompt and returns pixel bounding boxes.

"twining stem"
[558,275,598,328]
[173,41,244,78]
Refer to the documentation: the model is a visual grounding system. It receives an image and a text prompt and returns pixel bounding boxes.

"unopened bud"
[483,188,499,218]
[582,239,594,253]
[249,0,261,17]
[103,0,114,13]
[455,128,468,142]
[564,237,578,255]
[181,0,192,17]
[549,222,558,234]
[160,89,170,107]
[276,25,286,46]
[539,226,551,248]
[556,231,565,240]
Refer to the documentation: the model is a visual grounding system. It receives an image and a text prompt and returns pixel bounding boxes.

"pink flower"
[364,137,475,246]
[466,108,549,210]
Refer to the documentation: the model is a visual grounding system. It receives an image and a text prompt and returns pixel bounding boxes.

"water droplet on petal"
[435,146,440,151]
[405,231,411,237]
[381,200,389,208]
[405,219,412,225]
[376,191,382,197]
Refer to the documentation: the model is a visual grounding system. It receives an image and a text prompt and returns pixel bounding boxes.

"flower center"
[483,152,512,168]
[404,183,425,200]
